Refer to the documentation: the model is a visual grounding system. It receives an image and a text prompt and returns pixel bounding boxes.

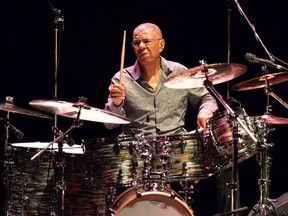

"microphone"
[245,53,288,70]
[53,126,75,146]
[9,124,24,139]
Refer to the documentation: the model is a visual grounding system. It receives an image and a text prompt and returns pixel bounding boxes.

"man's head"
[131,23,165,64]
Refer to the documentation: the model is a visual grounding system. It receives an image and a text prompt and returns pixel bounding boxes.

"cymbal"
[0,102,53,119]
[11,142,85,154]
[164,63,247,89]
[29,99,130,124]
[231,72,288,91]
[252,113,288,124]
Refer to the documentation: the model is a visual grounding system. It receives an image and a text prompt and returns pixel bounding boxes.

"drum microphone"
[245,53,288,70]
[0,118,24,139]
[9,124,24,139]
[53,126,75,146]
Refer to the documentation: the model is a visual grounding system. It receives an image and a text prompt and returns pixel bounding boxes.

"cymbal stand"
[264,78,288,110]
[248,80,278,216]
[248,117,276,216]
[30,98,85,216]
[1,97,25,216]
[202,71,257,215]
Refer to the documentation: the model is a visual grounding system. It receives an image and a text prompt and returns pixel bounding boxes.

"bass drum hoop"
[112,186,194,216]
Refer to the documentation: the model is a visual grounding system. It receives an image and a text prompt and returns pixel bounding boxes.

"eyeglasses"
[131,38,162,46]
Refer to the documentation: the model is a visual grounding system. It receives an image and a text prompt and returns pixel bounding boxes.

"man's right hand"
[109,83,125,106]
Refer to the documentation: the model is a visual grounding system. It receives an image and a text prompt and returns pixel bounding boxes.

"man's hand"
[109,83,125,106]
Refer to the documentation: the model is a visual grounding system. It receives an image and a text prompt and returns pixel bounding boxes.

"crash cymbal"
[231,72,288,91]
[164,63,247,89]
[0,100,53,119]
[11,142,85,154]
[252,113,288,124]
[29,99,130,124]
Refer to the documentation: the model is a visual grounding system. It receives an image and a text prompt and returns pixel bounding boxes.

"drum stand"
[202,70,256,216]
[247,79,288,216]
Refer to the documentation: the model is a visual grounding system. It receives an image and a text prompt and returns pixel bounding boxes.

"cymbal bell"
[0,98,53,119]
[252,113,288,124]
[29,99,130,124]
[231,72,288,91]
[164,63,247,89]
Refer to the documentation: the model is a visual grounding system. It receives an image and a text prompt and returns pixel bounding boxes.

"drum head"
[113,186,194,216]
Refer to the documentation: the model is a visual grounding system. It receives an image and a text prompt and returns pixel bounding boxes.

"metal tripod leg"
[248,118,277,216]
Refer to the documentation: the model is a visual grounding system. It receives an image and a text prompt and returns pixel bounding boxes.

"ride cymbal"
[231,72,288,91]
[29,99,130,124]
[0,98,53,119]
[252,113,288,124]
[164,63,247,89]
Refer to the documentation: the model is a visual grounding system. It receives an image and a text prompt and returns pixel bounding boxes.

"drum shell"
[84,135,143,187]
[206,108,257,171]
[9,146,55,215]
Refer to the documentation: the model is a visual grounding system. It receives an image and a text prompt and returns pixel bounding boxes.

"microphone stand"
[48,0,64,128]
[202,72,256,216]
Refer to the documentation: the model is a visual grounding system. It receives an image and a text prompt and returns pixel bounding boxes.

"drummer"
[104,22,229,214]
[104,22,218,136]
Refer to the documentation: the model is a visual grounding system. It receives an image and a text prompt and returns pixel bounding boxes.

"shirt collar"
[125,57,173,80]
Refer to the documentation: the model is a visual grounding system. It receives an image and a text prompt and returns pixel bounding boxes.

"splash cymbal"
[29,99,130,124]
[0,99,53,119]
[164,63,247,89]
[252,113,288,124]
[231,72,288,91]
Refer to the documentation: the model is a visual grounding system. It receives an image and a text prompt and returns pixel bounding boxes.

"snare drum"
[111,185,194,216]
[206,108,256,171]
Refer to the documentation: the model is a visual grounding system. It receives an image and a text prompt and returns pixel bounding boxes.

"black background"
[1,0,288,215]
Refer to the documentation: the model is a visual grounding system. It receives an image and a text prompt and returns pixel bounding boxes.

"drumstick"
[119,30,126,85]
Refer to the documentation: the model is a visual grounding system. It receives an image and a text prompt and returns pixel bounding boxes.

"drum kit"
[1,62,288,216]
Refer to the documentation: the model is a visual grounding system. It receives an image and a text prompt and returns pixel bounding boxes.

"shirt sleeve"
[103,73,127,130]
[188,87,219,118]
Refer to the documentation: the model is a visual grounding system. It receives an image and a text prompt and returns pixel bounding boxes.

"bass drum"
[111,186,194,216]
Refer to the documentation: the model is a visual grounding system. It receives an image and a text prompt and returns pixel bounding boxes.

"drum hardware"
[29,97,87,216]
[141,136,172,190]
[178,180,199,209]
[247,116,276,216]
[0,96,52,216]
[203,81,253,215]
[197,61,255,215]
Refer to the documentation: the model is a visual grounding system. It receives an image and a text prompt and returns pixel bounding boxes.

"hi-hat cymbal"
[29,99,130,124]
[231,72,288,91]
[252,113,288,124]
[164,63,247,89]
[0,102,53,119]
[11,142,85,154]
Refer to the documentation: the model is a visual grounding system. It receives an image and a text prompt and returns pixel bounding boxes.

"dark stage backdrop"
[1,0,288,215]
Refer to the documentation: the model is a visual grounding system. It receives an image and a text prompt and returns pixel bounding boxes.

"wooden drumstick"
[119,30,126,85]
